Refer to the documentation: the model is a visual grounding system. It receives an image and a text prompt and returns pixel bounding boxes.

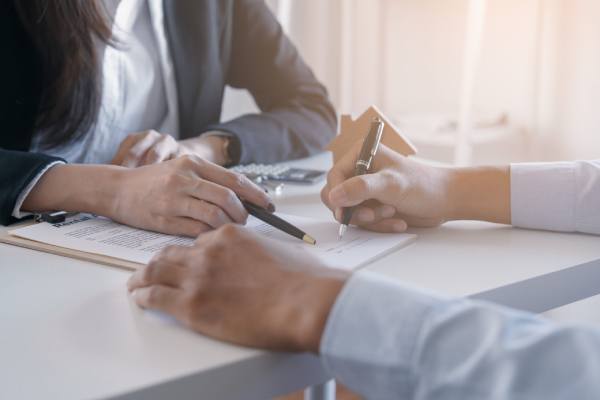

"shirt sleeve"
[321,271,600,399]
[204,0,337,165]
[511,160,600,234]
[11,161,65,219]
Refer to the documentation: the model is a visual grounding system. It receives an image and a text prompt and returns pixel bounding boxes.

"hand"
[109,155,273,236]
[128,224,347,352]
[321,144,452,232]
[112,130,228,167]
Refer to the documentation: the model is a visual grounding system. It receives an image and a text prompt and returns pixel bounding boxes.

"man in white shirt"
[128,144,600,399]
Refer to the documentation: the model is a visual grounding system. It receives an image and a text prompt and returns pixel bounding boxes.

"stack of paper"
[3,213,415,271]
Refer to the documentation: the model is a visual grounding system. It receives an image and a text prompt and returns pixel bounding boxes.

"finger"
[194,229,215,245]
[177,199,234,229]
[333,202,396,224]
[154,243,198,266]
[323,141,377,210]
[122,131,161,168]
[320,183,332,209]
[185,179,247,224]
[324,143,400,209]
[328,140,365,183]
[361,218,408,233]
[322,163,352,211]
[156,216,212,237]
[128,261,186,291]
[328,174,390,208]
[141,135,176,166]
[351,204,397,224]
[131,284,182,315]
[193,161,273,210]
[111,134,141,165]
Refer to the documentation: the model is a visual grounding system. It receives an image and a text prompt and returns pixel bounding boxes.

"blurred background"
[224,0,600,166]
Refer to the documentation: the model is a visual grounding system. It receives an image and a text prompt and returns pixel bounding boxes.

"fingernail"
[335,208,342,221]
[267,202,276,213]
[393,221,407,232]
[329,187,348,204]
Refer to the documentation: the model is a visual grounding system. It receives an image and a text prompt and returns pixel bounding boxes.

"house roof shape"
[327,105,417,162]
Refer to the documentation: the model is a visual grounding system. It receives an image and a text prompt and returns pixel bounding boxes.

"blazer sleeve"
[0,150,64,226]
[206,0,337,165]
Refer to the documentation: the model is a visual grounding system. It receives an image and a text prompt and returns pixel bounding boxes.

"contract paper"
[247,214,416,270]
[9,213,415,270]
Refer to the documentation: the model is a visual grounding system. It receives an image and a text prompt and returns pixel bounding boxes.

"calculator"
[231,164,326,184]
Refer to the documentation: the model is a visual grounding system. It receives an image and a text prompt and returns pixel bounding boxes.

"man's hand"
[321,144,452,232]
[112,130,228,167]
[321,143,511,231]
[128,225,347,352]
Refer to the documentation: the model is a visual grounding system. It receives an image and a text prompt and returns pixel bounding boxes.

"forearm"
[208,106,335,165]
[445,160,600,233]
[321,271,600,399]
[447,165,511,224]
[21,164,123,216]
[224,0,336,164]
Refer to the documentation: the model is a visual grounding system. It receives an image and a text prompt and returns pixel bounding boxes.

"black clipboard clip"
[35,211,78,224]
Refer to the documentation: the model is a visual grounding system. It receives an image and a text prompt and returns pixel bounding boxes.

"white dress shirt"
[321,160,600,399]
[13,0,177,218]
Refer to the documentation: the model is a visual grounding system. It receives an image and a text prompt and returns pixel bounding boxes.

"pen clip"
[370,118,385,157]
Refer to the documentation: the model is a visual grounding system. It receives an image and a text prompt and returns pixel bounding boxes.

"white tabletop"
[2,153,600,399]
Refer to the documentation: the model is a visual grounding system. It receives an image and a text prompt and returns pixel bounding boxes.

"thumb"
[111,134,139,165]
[328,173,390,208]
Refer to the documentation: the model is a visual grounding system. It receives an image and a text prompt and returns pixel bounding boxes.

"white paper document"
[247,214,415,270]
[9,213,415,270]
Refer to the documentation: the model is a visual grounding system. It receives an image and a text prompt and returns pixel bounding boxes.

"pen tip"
[338,224,347,240]
[303,234,317,245]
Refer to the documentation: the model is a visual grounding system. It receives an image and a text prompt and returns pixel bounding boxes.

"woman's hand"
[22,155,273,237]
[321,144,452,232]
[128,224,347,352]
[321,143,511,232]
[112,130,228,167]
[110,155,273,236]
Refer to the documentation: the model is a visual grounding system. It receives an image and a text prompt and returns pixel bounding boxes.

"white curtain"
[223,0,600,163]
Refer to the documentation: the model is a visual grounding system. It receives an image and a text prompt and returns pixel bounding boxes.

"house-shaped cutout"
[327,105,417,163]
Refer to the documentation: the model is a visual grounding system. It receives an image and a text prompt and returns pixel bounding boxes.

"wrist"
[447,166,511,224]
[23,164,127,217]
[287,274,347,353]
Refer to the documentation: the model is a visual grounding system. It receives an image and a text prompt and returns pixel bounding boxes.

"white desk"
[2,153,600,399]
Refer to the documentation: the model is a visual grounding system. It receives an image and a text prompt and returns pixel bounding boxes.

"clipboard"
[0,220,141,271]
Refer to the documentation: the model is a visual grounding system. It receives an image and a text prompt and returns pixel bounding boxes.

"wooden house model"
[327,105,417,163]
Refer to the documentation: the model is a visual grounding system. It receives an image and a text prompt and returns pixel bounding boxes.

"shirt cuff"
[511,162,575,232]
[12,161,65,219]
[320,271,447,395]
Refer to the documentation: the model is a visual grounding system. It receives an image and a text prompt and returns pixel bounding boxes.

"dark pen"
[242,200,316,245]
[338,117,385,240]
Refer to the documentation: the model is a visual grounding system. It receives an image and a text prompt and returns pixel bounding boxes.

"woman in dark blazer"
[0,0,336,235]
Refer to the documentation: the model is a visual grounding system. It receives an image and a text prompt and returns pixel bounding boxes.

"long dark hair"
[14,0,113,148]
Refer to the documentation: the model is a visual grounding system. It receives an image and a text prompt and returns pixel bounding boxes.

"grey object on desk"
[243,172,285,195]
[233,164,325,184]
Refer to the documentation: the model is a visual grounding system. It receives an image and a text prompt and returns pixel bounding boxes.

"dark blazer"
[0,0,336,225]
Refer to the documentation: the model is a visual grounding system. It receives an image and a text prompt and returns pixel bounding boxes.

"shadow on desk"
[276,383,362,400]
